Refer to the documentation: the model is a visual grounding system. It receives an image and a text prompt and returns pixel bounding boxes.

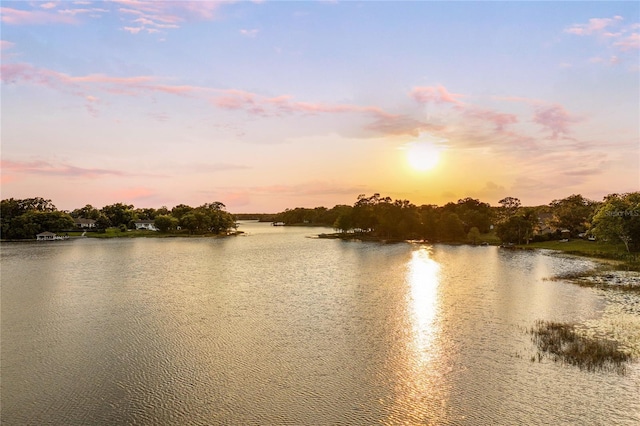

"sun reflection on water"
[408,247,441,363]
[387,246,450,423]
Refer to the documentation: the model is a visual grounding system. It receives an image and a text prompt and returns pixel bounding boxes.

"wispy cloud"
[84,95,101,117]
[114,1,227,34]
[240,28,259,38]
[1,61,409,137]
[58,7,109,17]
[0,7,76,25]
[532,104,582,139]
[1,160,128,178]
[0,62,203,98]
[213,89,392,118]
[411,85,465,106]
[366,114,439,136]
[613,33,640,51]
[564,16,623,36]
[564,15,639,65]
[462,106,518,132]
[1,1,230,35]
[0,40,15,50]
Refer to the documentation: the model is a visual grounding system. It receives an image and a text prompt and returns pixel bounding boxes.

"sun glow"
[406,141,441,172]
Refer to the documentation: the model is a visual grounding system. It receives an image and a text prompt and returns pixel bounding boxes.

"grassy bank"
[519,239,639,271]
[85,228,240,238]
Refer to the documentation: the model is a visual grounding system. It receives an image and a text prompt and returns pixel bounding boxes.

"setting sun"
[406,142,441,171]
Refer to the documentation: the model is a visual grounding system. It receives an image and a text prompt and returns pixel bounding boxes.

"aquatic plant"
[530,320,633,374]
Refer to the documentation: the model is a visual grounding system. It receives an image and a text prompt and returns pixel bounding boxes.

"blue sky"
[1,1,638,212]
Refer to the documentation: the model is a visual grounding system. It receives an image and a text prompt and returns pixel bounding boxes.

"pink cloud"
[85,95,100,117]
[0,40,15,50]
[1,1,234,35]
[0,7,77,25]
[492,95,545,105]
[613,33,640,51]
[532,104,581,139]
[1,160,127,178]
[565,16,623,36]
[174,1,227,20]
[113,1,227,34]
[0,62,207,99]
[0,174,16,185]
[366,114,437,136]
[463,107,518,131]
[411,85,465,106]
[214,89,392,119]
[2,61,409,135]
[58,8,109,16]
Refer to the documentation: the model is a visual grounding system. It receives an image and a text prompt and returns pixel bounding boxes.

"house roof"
[134,220,155,224]
[75,218,96,224]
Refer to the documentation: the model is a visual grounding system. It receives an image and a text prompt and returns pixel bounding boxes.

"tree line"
[271,192,640,252]
[1,192,638,252]
[0,198,236,239]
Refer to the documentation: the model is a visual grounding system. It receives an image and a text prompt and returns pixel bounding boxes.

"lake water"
[2,221,639,425]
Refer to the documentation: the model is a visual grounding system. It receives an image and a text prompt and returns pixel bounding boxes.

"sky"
[1,1,639,213]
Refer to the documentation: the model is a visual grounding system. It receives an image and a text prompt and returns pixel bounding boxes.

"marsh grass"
[530,320,632,374]
[546,268,640,293]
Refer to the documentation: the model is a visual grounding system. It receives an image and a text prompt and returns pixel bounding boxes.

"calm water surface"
[2,222,639,425]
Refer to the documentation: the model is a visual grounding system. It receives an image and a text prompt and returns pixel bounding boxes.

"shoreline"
[0,230,244,242]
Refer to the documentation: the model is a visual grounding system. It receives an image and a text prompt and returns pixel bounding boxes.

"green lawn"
[478,231,501,244]
[519,239,638,269]
[523,239,628,255]
[85,228,236,238]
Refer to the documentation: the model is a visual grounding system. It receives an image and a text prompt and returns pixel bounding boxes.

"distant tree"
[467,227,481,244]
[418,205,439,240]
[101,203,135,228]
[154,215,179,233]
[351,193,381,232]
[94,214,110,232]
[156,206,170,216]
[0,198,72,239]
[441,213,465,241]
[496,210,535,245]
[549,194,598,235]
[333,212,354,233]
[498,196,521,222]
[70,204,101,220]
[171,204,194,220]
[134,208,158,220]
[18,197,56,212]
[199,202,235,234]
[178,203,234,235]
[591,192,640,252]
[180,213,199,234]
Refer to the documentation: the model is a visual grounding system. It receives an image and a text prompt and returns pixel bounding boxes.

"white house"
[134,220,158,231]
[74,218,96,228]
